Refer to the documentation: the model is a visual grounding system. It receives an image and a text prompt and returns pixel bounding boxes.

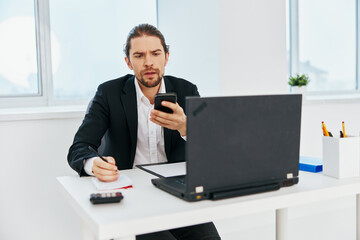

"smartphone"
[154,93,177,113]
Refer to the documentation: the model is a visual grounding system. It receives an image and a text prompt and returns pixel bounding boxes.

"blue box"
[299,156,323,173]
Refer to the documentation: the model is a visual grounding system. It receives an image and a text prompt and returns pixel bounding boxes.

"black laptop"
[152,94,302,201]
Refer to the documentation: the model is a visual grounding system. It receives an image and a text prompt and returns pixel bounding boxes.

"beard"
[136,68,163,88]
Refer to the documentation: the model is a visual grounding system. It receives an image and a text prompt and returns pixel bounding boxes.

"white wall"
[1,0,360,239]
[219,0,288,96]
[0,116,83,240]
[158,0,221,97]
[301,101,360,157]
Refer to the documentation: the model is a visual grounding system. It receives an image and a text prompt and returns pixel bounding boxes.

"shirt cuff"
[181,135,187,141]
[83,157,97,176]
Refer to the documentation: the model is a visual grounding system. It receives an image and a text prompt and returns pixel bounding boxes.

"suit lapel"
[164,77,175,158]
[120,76,138,164]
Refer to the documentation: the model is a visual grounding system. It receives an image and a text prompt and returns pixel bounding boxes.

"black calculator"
[90,192,123,204]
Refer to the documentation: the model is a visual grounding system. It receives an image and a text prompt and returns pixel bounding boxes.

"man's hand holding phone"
[151,93,187,136]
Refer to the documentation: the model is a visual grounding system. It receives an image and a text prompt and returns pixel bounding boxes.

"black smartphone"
[154,93,177,113]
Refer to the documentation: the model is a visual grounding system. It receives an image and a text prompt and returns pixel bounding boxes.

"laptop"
[152,94,302,201]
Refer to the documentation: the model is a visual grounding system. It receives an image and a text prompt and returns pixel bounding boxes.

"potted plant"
[288,73,310,94]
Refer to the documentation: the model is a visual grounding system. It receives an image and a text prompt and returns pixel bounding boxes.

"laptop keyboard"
[176,179,185,185]
[174,176,186,186]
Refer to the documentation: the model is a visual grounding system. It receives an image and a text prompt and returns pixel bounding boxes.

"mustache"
[141,68,160,74]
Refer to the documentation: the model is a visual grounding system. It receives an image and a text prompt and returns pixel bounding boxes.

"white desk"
[57,170,360,240]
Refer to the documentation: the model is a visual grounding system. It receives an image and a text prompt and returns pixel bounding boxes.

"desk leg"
[276,208,288,240]
[357,194,360,240]
[81,222,96,240]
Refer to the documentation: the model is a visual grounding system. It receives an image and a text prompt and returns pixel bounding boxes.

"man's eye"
[134,55,142,58]
[153,52,160,56]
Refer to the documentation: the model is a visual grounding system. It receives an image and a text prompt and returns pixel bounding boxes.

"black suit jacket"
[68,74,200,176]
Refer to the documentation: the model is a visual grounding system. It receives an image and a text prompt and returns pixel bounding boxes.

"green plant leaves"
[288,73,310,87]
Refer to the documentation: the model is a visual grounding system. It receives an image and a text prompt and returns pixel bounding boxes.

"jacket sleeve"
[67,84,110,176]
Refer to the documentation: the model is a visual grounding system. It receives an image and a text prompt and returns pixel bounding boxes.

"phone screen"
[154,93,177,113]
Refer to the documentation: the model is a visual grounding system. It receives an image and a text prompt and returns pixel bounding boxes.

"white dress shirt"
[132,78,168,167]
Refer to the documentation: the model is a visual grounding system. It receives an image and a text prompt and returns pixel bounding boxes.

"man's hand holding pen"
[92,156,119,182]
[88,146,119,182]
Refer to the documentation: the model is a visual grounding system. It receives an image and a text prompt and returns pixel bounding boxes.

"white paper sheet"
[137,162,186,177]
[92,174,132,191]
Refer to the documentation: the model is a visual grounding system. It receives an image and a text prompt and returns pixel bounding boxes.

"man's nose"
[144,55,153,67]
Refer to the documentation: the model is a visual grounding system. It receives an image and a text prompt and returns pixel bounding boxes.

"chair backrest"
[86,98,107,155]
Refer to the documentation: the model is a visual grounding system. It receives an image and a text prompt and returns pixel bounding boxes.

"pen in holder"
[322,136,360,179]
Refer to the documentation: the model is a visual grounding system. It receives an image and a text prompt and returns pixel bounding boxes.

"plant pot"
[291,86,307,96]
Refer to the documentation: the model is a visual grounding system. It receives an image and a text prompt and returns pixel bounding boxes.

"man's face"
[125,35,169,88]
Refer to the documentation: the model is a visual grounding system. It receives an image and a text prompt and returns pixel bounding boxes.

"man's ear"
[125,57,133,70]
[164,52,169,67]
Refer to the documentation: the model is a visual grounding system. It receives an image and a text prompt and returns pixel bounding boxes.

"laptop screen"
[185,94,302,193]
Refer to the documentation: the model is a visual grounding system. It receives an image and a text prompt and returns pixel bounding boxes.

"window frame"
[0,0,47,108]
[0,0,158,108]
[288,0,360,97]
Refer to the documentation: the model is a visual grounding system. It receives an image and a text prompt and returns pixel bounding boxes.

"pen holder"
[322,136,360,179]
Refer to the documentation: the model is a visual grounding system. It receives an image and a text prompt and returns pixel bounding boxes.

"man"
[68,24,220,240]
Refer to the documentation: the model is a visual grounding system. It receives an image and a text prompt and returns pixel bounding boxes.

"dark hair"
[124,24,169,58]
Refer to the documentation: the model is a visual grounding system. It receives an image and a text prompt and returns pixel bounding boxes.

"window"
[288,0,359,93]
[0,0,157,107]
[49,0,157,100]
[0,1,39,97]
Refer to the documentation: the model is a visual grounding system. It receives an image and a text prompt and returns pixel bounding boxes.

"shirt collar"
[134,77,166,106]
